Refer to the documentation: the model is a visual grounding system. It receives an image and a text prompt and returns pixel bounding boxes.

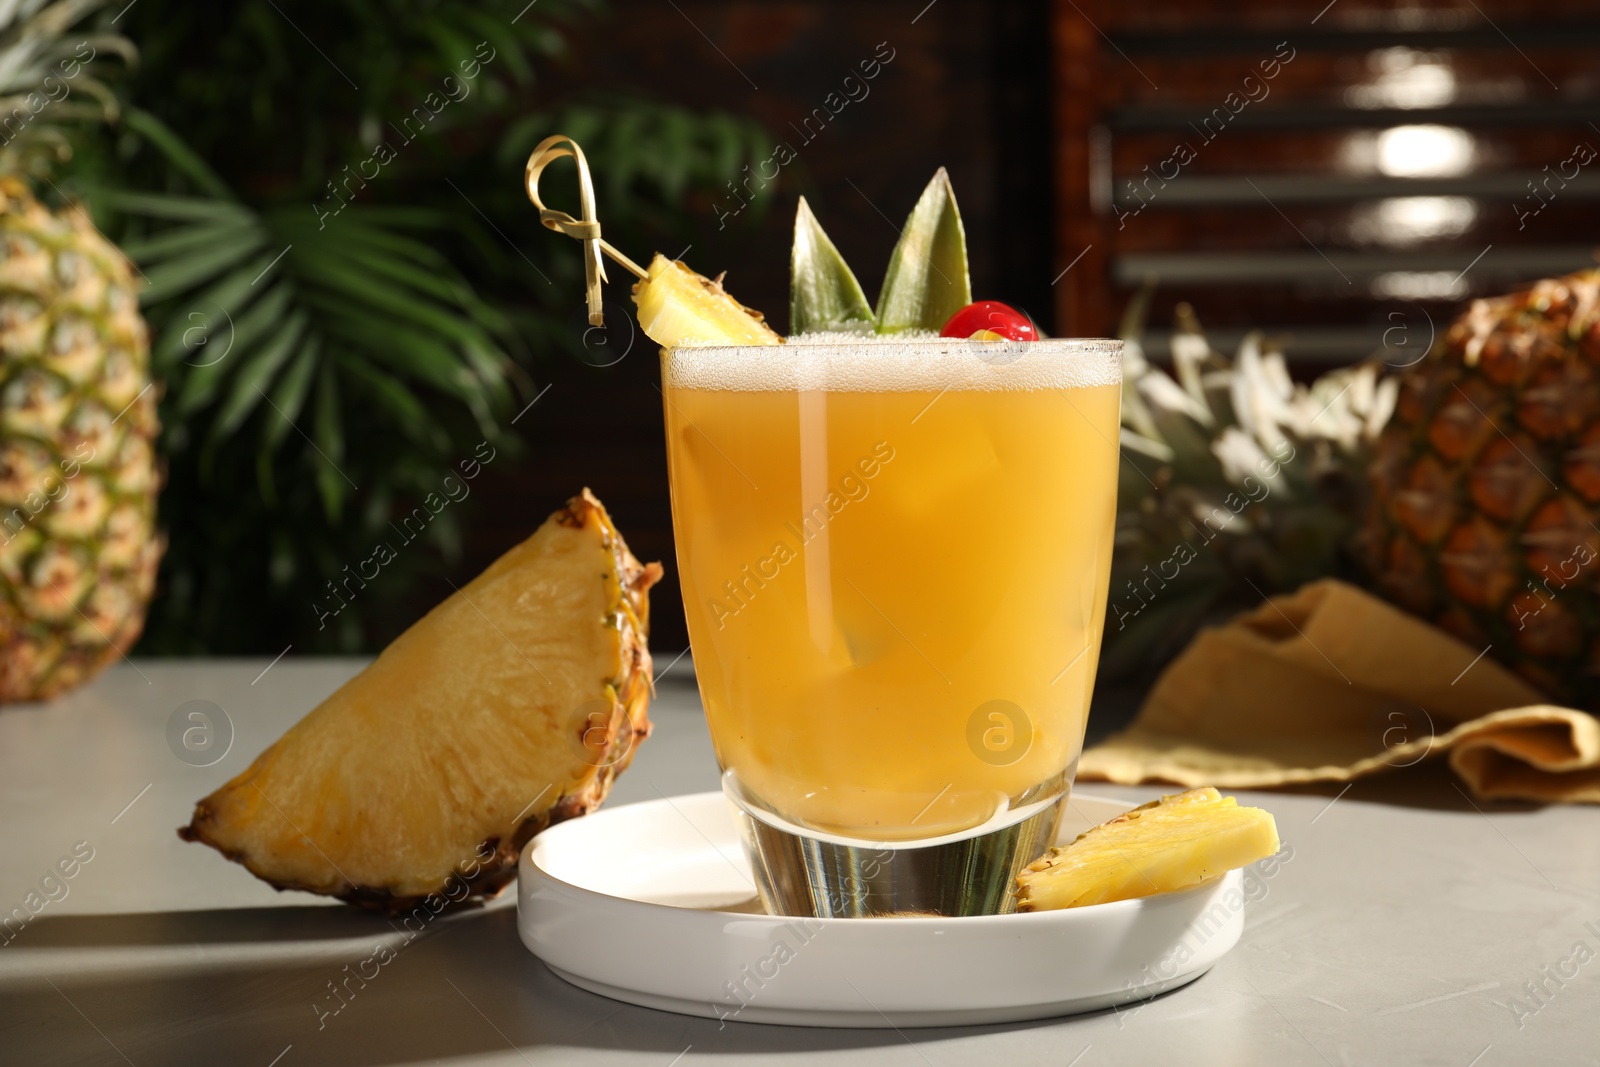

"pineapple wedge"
[179,490,661,913]
[632,253,782,348]
[1015,788,1280,912]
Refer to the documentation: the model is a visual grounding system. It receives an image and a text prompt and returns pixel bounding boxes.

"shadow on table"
[1,902,1084,1065]
[3,901,402,949]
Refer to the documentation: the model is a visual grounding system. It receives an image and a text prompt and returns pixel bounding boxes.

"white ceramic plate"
[518,791,1244,1028]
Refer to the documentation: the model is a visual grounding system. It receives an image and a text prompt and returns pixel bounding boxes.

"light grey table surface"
[1,659,1597,1066]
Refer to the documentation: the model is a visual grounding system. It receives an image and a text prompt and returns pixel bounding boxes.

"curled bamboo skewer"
[525,134,648,326]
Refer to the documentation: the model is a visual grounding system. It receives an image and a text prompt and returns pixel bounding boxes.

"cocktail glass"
[662,335,1122,917]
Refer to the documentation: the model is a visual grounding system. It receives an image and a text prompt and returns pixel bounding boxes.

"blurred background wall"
[90,0,1600,657]
[470,0,1600,654]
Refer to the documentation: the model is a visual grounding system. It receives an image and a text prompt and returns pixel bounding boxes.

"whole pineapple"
[1108,292,1393,676]
[1359,269,1600,705]
[0,1,160,702]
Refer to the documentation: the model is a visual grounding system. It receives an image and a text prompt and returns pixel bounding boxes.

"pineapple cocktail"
[527,137,1122,915]
[663,337,1121,843]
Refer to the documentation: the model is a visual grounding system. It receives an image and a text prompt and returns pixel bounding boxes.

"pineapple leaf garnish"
[789,196,874,334]
[873,168,971,334]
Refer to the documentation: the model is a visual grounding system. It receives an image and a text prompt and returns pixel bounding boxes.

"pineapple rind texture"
[179,490,662,914]
[0,179,161,702]
[1359,269,1600,706]
[1014,788,1279,912]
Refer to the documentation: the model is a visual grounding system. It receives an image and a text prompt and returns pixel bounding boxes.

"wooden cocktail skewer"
[526,133,781,348]
[524,134,648,327]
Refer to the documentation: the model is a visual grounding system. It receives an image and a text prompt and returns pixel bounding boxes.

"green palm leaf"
[63,0,777,655]
[112,187,519,520]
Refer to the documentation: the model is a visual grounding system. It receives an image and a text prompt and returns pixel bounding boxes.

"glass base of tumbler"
[723,771,1066,918]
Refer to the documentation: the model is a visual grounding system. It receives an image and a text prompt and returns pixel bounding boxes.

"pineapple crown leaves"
[1104,284,1400,678]
[1118,289,1398,501]
[789,168,971,335]
[0,0,134,176]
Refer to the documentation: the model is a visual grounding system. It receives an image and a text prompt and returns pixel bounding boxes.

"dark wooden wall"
[1054,0,1600,361]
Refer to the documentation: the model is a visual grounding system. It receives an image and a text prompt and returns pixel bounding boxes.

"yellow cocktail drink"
[663,337,1121,842]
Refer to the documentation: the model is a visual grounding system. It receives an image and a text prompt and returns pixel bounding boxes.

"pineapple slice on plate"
[632,253,781,348]
[180,490,662,912]
[1015,788,1279,912]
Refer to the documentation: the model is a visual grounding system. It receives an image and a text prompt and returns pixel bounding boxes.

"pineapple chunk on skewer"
[632,254,781,348]
[1015,788,1280,912]
[523,136,780,349]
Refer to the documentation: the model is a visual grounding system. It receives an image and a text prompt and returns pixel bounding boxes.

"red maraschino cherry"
[940,300,1039,342]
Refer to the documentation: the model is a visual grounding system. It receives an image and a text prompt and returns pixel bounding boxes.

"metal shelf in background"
[1111,20,1600,57]
[1109,172,1600,208]
[1108,100,1600,133]
[1113,244,1599,285]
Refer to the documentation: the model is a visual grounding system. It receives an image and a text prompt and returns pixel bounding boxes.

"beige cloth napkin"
[1080,579,1600,803]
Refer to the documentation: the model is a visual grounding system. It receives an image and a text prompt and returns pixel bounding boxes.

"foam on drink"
[663,333,1123,393]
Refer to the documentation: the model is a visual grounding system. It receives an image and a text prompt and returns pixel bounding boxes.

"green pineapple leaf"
[790,196,874,334]
[874,168,971,334]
